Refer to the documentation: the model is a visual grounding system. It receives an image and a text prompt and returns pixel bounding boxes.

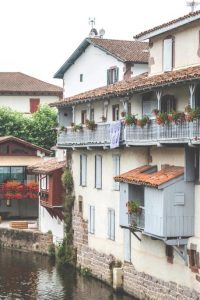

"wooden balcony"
[57,119,200,148]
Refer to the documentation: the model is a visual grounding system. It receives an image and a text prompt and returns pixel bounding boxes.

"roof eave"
[54,38,90,79]
[135,14,200,41]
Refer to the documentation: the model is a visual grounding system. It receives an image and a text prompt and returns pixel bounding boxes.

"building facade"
[52,10,200,299]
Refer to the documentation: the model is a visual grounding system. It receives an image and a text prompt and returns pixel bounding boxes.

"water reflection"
[0,249,136,300]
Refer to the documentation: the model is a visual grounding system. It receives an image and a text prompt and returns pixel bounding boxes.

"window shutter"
[107,209,111,238]
[110,209,115,240]
[163,38,173,72]
[91,206,95,234]
[95,155,102,189]
[107,69,111,85]
[113,155,120,190]
[30,98,40,113]
[80,154,87,186]
[114,67,119,82]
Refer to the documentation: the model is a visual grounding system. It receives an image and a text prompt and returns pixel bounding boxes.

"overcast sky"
[0,0,194,87]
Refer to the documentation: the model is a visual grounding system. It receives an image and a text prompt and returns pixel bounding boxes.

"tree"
[0,105,57,150]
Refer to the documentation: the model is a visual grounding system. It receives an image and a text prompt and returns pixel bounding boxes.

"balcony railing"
[57,119,200,147]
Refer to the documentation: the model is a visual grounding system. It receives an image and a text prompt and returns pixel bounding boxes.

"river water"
[0,249,136,300]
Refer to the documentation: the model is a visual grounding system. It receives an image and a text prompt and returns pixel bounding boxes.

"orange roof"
[51,65,200,107]
[114,165,184,188]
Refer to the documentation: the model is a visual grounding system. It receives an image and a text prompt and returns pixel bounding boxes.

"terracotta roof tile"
[114,165,184,187]
[0,136,51,154]
[0,72,62,96]
[134,10,200,39]
[51,65,200,107]
[28,158,66,174]
[90,38,149,62]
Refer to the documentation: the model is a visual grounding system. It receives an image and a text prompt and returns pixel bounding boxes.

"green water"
[0,249,136,300]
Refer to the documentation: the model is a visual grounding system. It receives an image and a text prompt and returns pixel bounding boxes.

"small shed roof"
[114,165,184,188]
[0,136,51,155]
[28,158,66,174]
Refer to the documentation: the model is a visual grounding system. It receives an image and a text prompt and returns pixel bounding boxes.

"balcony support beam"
[72,105,76,124]
[189,84,196,109]
[156,90,162,111]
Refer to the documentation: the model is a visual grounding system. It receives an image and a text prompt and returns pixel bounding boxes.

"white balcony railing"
[57,119,200,147]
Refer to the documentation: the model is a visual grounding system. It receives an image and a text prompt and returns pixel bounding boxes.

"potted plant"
[152,108,159,116]
[137,115,150,128]
[121,111,126,118]
[156,112,168,125]
[101,115,106,122]
[85,119,97,130]
[126,201,142,215]
[124,114,137,126]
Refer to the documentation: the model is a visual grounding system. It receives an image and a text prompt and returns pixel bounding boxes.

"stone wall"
[123,263,200,300]
[73,211,200,300]
[0,228,53,255]
[73,210,115,284]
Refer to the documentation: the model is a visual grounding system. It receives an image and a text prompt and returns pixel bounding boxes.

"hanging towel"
[110,121,121,149]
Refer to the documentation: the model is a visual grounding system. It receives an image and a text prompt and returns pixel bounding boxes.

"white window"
[108,208,115,240]
[88,205,95,234]
[163,37,173,72]
[95,155,102,189]
[80,154,87,186]
[113,155,120,190]
[41,175,48,190]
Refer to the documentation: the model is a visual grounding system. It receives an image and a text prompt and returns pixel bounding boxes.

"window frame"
[80,154,87,187]
[113,155,120,191]
[88,205,95,234]
[95,155,102,189]
[107,208,115,241]
[107,67,119,85]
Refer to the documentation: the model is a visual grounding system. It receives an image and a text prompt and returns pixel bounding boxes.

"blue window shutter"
[114,67,119,82]
[107,69,111,85]
[113,155,120,190]
[95,155,102,189]
[124,228,131,262]
[88,205,95,234]
[80,155,82,185]
[108,209,115,240]
[111,209,115,240]
[163,38,173,72]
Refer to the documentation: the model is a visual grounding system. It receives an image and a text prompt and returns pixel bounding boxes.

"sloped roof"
[51,65,200,107]
[114,165,184,188]
[0,72,62,96]
[54,38,149,79]
[0,136,51,154]
[134,10,200,40]
[28,158,66,174]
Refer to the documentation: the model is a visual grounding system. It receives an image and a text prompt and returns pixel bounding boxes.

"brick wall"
[0,228,53,255]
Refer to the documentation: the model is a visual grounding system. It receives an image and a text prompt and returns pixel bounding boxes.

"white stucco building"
[0,72,62,114]
[52,10,200,299]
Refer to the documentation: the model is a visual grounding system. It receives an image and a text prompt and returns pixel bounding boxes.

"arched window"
[163,36,175,72]
[161,95,176,113]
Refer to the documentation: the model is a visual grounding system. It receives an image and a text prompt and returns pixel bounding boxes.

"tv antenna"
[89,17,95,29]
[186,0,200,12]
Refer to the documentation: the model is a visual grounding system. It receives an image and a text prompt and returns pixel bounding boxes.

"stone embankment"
[0,227,53,255]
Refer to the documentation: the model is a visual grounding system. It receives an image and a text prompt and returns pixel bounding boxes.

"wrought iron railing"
[57,119,200,147]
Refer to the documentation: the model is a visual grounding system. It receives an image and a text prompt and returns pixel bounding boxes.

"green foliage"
[0,104,57,149]
[61,168,74,192]
[124,113,137,126]
[127,201,141,214]
[80,267,92,277]
[57,165,76,266]
[48,243,55,257]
